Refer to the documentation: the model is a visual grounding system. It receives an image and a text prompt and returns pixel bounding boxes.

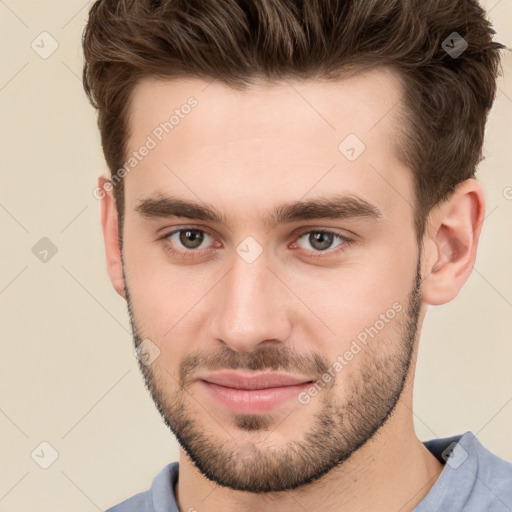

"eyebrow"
[134,193,382,227]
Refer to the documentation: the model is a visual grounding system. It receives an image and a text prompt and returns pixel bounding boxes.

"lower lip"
[200,380,312,414]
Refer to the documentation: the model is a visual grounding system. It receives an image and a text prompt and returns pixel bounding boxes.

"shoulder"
[469,432,512,495]
[105,490,150,512]
[419,431,512,511]
[104,462,180,512]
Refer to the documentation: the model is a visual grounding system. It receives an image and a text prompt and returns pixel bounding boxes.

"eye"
[159,227,353,260]
[163,228,216,253]
[292,229,351,257]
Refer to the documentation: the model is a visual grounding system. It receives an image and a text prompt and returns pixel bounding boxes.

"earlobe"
[421,179,485,306]
[98,176,126,299]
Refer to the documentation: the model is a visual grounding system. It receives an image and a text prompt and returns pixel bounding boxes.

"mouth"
[198,371,315,414]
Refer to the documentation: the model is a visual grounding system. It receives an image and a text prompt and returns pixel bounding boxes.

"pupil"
[311,232,333,251]
[180,230,203,249]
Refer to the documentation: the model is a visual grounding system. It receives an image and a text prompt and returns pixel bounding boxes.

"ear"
[421,179,486,305]
[98,175,126,299]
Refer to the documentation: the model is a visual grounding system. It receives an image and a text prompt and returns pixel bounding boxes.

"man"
[82,0,511,510]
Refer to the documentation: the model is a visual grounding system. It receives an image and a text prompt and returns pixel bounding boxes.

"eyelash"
[159,226,354,261]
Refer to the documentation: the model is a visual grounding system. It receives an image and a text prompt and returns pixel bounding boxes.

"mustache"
[177,345,330,387]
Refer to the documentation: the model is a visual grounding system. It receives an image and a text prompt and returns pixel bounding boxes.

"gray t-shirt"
[106,431,512,511]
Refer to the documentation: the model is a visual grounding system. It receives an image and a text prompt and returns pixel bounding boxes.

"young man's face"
[113,68,427,492]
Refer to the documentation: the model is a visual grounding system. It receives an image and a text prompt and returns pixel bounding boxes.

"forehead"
[127,67,404,148]
[124,68,413,227]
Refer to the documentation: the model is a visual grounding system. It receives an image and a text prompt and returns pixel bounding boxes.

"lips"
[199,371,313,390]
[198,372,315,414]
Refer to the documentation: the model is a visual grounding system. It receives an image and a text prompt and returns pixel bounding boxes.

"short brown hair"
[82,0,504,243]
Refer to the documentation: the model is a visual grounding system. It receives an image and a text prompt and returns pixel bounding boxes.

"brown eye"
[178,229,205,249]
[163,228,214,253]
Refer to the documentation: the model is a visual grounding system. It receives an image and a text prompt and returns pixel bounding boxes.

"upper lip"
[199,371,314,390]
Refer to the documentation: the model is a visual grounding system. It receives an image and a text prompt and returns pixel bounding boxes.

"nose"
[208,251,293,353]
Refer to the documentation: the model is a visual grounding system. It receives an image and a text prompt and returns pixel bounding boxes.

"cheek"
[286,247,415,358]
[123,247,214,366]
[124,231,189,313]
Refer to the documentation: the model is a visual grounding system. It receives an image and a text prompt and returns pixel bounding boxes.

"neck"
[174,404,444,512]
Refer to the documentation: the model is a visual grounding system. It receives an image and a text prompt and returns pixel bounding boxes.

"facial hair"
[123,253,423,493]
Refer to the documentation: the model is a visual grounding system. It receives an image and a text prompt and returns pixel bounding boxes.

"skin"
[99,67,485,512]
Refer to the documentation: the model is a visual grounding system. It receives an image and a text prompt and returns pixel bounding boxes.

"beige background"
[1,1,511,511]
